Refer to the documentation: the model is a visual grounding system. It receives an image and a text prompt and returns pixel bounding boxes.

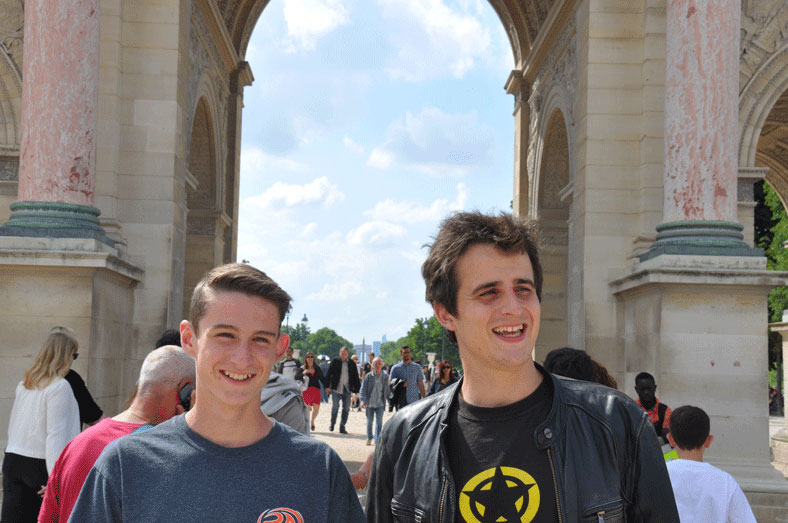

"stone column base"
[639,220,762,261]
[611,253,788,521]
[0,201,113,246]
[0,237,142,454]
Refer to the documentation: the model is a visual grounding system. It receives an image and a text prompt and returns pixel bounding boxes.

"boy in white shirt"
[666,405,756,523]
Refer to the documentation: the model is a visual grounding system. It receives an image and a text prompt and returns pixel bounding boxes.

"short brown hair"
[188,263,292,332]
[422,212,542,344]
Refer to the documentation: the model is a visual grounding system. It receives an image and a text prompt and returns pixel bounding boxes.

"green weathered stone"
[0,201,114,246]
[639,220,762,261]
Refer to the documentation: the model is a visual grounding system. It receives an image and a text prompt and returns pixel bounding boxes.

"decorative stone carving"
[0,0,23,150]
[526,16,577,199]
[740,2,788,88]
[0,155,18,181]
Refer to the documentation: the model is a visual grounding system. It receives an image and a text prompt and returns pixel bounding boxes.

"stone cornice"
[522,0,576,83]
[194,0,239,74]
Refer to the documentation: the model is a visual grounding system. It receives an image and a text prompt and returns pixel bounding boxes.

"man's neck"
[114,395,166,425]
[461,360,543,407]
[185,400,272,448]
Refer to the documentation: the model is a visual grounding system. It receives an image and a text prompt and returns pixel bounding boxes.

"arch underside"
[219,0,556,68]
[756,88,788,210]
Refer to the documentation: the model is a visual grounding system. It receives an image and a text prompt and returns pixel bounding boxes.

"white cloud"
[378,0,492,81]
[283,0,349,51]
[346,221,408,246]
[241,146,310,176]
[365,183,468,223]
[243,176,345,211]
[343,136,364,154]
[367,107,494,176]
[308,280,363,301]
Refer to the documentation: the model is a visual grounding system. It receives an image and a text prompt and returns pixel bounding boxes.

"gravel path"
[310,402,396,472]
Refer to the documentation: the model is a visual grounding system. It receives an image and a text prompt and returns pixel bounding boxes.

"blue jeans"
[366,406,384,442]
[330,389,350,429]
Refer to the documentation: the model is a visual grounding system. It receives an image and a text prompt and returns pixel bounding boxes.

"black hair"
[635,371,655,384]
[669,405,710,450]
[155,329,181,348]
[544,347,594,381]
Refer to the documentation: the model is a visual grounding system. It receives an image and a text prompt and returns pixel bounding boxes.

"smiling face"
[434,243,541,376]
[180,290,288,415]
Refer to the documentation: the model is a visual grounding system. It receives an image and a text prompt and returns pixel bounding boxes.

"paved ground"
[310,402,395,473]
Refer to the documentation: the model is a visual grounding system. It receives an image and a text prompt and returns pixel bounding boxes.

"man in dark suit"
[325,346,360,433]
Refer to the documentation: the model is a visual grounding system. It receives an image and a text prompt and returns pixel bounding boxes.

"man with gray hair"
[38,345,195,523]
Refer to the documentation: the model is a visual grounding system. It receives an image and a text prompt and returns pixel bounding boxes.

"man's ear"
[433,303,456,332]
[666,432,677,448]
[180,320,197,358]
[704,434,714,448]
[275,333,290,360]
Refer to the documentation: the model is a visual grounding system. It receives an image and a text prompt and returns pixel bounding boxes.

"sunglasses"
[306,356,314,358]
[73,353,79,360]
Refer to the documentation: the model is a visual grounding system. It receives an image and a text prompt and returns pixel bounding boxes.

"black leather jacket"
[366,368,679,522]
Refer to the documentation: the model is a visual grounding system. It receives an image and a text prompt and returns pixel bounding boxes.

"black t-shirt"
[447,378,557,523]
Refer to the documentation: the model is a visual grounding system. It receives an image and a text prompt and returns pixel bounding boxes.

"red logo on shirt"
[257,507,304,523]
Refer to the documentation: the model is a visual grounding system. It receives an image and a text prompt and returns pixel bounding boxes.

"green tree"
[755,180,788,388]
[384,316,462,372]
[303,327,354,360]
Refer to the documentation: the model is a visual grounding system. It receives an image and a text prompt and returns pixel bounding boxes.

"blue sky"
[237,0,515,345]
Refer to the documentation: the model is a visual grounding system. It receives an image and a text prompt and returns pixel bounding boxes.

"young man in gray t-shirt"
[69,264,363,522]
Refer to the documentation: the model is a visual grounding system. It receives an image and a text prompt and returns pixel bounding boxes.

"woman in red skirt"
[301,352,325,431]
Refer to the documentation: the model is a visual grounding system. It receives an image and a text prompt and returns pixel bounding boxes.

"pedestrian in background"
[2,327,81,522]
[360,357,389,445]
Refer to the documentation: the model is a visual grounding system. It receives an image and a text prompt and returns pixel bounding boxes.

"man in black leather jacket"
[366,212,679,522]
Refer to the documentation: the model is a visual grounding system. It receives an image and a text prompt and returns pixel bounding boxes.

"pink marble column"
[17,0,100,205]
[663,0,739,223]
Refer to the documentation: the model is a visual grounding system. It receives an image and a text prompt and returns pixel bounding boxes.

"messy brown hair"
[422,212,542,345]
[188,263,292,332]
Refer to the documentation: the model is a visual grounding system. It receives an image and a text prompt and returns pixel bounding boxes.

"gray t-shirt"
[68,415,364,522]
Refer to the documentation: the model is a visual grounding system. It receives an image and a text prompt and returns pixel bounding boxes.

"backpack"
[260,372,309,434]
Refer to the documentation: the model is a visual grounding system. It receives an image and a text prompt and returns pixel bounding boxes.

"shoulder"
[46,377,76,397]
[557,377,646,431]
[274,423,345,464]
[385,384,452,437]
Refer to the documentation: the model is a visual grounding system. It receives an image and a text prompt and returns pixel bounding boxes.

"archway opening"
[232,1,523,345]
[183,98,227,318]
[534,109,570,361]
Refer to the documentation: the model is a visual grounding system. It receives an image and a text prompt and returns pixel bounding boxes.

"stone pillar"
[506,70,529,217]
[610,2,788,517]
[642,0,758,260]
[771,318,788,478]
[0,0,109,244]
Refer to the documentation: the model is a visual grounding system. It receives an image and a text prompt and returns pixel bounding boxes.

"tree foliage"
[301,327,354,360]
[382,316,462,372]
[755,181,788,373]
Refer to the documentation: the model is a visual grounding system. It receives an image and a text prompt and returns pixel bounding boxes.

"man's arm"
[326,450,366,523]
[417,366,426,398]
[727,479,757,523]
[67,465,122,522]
[365,427,394,523]
[629,416,680,522]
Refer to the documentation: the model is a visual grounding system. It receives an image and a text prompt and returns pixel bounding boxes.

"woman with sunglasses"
[3,327,82,522]
[301,352,325,431]
[428,360,457,395]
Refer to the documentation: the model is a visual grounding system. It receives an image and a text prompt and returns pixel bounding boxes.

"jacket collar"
[433,363,566,448]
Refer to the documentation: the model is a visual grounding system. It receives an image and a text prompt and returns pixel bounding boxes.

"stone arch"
[222,0,554,69]
[739,39,788,207]
[182,96,228,318]
[532,107,571,361]
[0,0,23,192]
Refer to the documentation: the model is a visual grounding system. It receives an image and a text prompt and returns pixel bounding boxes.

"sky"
[237,0,516,345]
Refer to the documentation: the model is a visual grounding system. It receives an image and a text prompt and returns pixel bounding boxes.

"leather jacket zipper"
[546,448,564,523]
[439,476,448,522]
[597,511,605,522]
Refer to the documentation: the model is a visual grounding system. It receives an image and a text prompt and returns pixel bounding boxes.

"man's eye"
[217,332,234,338]
[254,337,270,344]
[479,289,497,296]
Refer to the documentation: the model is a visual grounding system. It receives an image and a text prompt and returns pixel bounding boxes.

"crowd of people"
[1,211,761,522]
